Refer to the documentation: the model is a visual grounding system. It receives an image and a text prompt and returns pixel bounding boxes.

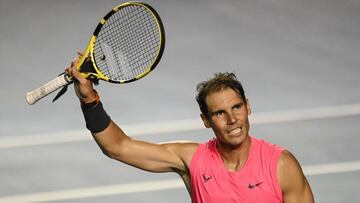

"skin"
[66,55,314,202]
[200,88,252,171]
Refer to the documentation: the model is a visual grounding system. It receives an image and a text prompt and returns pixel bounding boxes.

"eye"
[233,104,242,111]
[214,111,225,118]
[215,111,224,117]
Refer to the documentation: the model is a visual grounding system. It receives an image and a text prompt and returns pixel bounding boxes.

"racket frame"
[79,1,165,84]
[26,2,165,105]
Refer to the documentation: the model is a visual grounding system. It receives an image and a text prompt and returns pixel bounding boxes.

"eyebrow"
[210,101,244,115]
[232,101,244,108]
[211,109,225,116]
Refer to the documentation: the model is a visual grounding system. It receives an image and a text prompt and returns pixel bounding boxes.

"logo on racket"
[100,42,130,79]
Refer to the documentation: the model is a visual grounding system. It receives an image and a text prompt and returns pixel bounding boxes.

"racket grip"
[26,74,72,105]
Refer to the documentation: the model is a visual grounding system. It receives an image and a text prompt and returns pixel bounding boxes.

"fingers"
[63,52,97,101]
[65,62,79,79]
[64,52,93,86]
[77,51,84,57]
[65,55,84,82]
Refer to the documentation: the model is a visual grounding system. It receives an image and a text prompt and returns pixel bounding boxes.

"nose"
[226,112,237,125]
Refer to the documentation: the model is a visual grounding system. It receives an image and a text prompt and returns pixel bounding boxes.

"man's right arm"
[93,120,197,173]
[66,56,197,174]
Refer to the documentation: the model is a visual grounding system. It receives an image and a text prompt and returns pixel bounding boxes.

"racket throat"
[79,59,99,85]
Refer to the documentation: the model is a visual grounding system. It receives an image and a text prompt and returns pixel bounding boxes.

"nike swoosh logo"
[248,181,263,189]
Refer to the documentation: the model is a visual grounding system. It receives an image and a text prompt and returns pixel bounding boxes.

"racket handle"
[26,74,72,105]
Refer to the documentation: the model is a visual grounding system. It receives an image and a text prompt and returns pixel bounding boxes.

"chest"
[207,168,277,199]
[191,155,281,203]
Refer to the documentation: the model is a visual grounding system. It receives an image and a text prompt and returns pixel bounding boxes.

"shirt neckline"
[213,136,255,174]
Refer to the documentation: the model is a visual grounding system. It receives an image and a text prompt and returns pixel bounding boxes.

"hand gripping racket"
[26,2,165,105]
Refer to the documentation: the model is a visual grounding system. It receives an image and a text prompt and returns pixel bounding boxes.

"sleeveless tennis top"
[190,136,284,203]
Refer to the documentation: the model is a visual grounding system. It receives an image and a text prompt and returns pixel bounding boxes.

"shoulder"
[277,150,315,202]
[278,150,303,177]
[277,150,306,194]
[251,137,284,159]
[277,150,304,184]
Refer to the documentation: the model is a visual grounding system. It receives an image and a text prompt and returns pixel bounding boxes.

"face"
[201,88,251,148]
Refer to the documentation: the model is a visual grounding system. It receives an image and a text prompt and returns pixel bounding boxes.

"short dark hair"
[196,72,246,117]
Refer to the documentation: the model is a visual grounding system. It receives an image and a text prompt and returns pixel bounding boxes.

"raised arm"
[93,121,197,173]
[66,57,197,175]
[277,150,314,203]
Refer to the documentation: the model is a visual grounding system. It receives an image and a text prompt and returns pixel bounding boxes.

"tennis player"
[66,59,314,202]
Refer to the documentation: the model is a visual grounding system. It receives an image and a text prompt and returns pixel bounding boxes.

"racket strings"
[108,9,158,80]
[114,7,159,78]
[94,4,162,81]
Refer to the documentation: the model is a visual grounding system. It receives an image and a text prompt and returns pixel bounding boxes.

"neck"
[217,136,251,172]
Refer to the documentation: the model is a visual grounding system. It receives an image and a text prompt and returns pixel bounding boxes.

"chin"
[216,133,249,148]
[222,133,249,148]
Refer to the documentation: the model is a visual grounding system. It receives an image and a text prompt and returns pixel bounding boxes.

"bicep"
[277,150,314,203]
[117,139,191,173]
[94,121,197,173]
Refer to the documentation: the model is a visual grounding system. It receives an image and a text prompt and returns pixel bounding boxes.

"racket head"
[79,2,165,83]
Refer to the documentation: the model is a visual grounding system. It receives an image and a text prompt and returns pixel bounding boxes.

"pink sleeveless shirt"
[190,136,284,203]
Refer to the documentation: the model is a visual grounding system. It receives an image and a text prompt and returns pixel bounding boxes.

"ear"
[246,99,251,115]
[200,113,211,128]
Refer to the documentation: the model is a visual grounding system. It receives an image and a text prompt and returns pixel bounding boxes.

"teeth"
[229,128,241,135]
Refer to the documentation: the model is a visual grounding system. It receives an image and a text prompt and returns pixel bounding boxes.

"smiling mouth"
[228,127,242,136]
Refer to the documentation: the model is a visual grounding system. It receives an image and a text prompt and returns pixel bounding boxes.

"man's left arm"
[277,150,314,203]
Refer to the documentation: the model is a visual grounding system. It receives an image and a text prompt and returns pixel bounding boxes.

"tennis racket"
[26,1,165,105]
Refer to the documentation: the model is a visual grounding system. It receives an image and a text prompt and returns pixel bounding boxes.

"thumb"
[69,62,87,84]
[69,66,82,81]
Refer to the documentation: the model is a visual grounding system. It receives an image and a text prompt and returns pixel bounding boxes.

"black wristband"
[81,101,111,133]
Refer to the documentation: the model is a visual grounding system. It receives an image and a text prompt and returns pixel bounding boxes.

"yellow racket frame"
[76,1,165,84]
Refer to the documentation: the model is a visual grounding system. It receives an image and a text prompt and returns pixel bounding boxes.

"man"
[66,58,314,202]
